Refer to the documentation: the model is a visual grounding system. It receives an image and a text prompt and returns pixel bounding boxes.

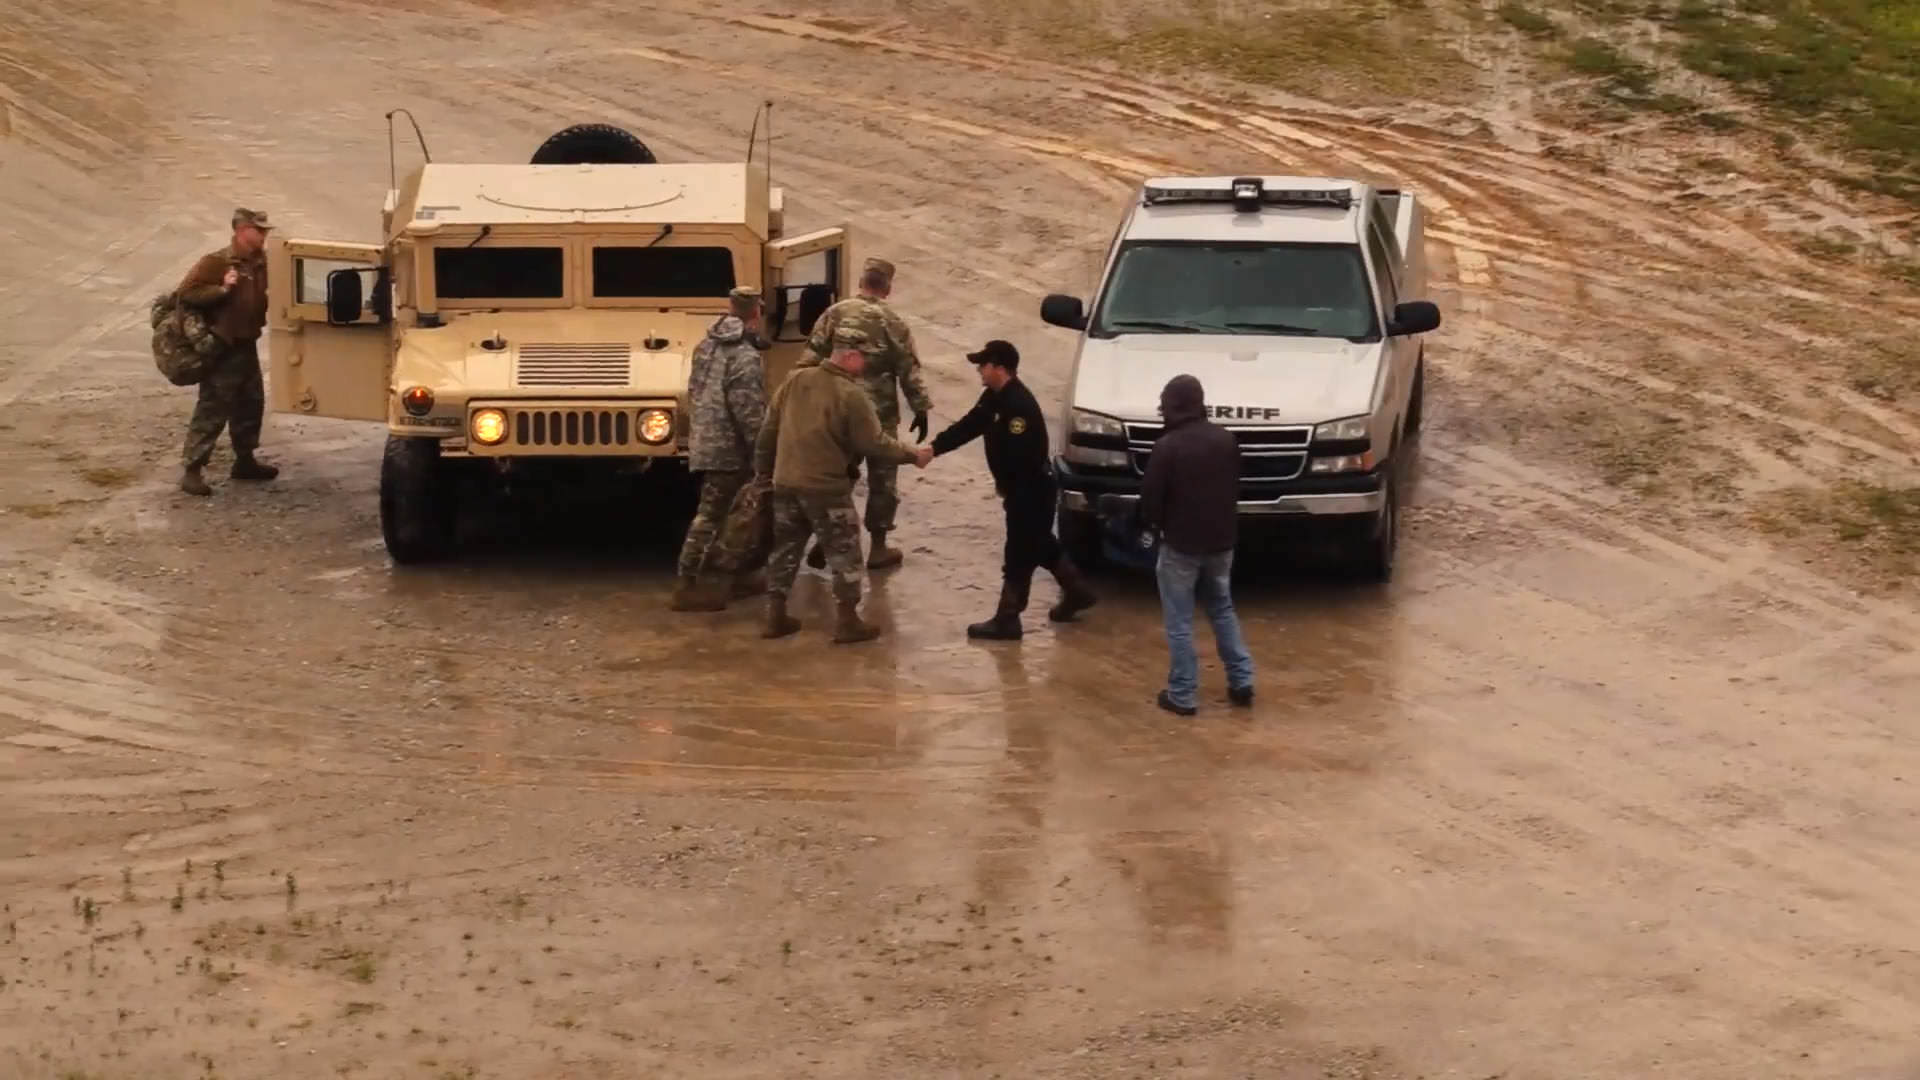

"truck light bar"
[1141,177,1355,212]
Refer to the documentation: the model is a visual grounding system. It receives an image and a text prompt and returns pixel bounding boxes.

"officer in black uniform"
[929,340,1097,639]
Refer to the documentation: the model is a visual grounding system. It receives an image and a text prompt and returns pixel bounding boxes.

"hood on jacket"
[706,314,747,344]
[1159,373,1207,426]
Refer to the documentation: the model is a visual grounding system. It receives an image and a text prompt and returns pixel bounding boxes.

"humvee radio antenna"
[745,100,775,210]
[384,108,432,190]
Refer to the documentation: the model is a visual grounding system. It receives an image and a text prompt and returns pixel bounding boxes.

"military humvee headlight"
[402,386,434,416]
[471,408,508,445]
[638,408,673,445]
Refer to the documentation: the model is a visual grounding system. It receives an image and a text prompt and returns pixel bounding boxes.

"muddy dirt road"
[4,1,1919,1076]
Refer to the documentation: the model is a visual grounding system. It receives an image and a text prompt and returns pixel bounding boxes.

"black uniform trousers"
[1001,473,1063,596]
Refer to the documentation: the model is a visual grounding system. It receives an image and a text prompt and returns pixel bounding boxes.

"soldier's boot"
[728,568,768,600]
[1047,555,1098,622]
[866,529,904,570]
[966,580,1026,640]
[230,453,279,481]
[761,592,801,639]
[179,466,212,497]
[805,544,827,570]
[669,574,727,612]
[831,592,882,645]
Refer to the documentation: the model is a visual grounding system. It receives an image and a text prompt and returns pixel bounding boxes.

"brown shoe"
[1047,555,1098,622]
[761,592,801,639]
[831,598,881,644]
[180,467,212,497]
[866,529,903,570]
[669,575,727,612]
[230,455,279,481]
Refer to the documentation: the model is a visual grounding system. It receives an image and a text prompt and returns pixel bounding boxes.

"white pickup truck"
[1038,174,1442,582]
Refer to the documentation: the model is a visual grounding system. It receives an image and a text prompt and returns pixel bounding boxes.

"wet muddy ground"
[3,1,1919,1077]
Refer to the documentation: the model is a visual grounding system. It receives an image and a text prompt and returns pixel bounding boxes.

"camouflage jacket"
[686,315,767,473]
[801,294,933,427]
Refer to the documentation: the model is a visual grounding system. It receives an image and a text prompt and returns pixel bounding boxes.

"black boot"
[967,579,1027,640]
[1047,555,1097,622]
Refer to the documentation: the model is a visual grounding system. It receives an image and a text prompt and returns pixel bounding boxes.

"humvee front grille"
[512,408,633,447]
[514,342,632,387]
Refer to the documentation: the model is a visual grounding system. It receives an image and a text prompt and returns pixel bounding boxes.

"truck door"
[1363,218,1414,441]
[764,227,848,391]
[267,237,391,421]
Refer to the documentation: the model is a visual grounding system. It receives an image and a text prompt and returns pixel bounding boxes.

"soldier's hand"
[222,268,239,288]
[913,446,934,469]
[910,410,929,443]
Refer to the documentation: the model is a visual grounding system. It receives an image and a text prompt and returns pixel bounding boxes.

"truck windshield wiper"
[1103,319,1231,334]
[1223,321,1319,335]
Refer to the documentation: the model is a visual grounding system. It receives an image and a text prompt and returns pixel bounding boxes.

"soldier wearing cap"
[799,255,935,570]
[174,207,280,496]
[671,284,772,610]
[928,339,1096,639]
[754,325,933,643]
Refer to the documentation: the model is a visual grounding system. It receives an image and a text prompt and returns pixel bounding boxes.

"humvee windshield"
[1090,241,1380,341]
[428,244,739,302]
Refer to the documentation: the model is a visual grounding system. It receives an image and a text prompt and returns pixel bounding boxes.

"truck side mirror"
[1388,300,1440,336]
[1040,294,1087,331]
[326,269,365,326]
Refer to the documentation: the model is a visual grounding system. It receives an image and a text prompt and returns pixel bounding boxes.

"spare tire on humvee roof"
[529,123,658,165]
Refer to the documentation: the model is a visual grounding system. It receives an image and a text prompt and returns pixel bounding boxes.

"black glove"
[847,462,861,481]
[910,411,929,443]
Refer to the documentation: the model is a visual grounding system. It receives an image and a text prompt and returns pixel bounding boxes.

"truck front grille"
[1123,423,1312,482]
[514,342,632,387]
[512,408,633,447]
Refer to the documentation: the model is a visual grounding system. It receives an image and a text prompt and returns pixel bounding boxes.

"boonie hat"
[966,339,1019,371]
[232,207,273,230]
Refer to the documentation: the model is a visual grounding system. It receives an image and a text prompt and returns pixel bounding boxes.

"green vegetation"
[1660,0,1920,196]
[1499,1,1561,35]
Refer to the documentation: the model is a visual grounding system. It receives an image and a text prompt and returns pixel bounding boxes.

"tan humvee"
[266,122,850,563]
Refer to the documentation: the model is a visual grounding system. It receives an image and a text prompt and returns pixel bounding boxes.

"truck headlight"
[1071,409,1127,439]
[1313,416,1370,442]
[470,408,507,445]
[638,408,674,445]
[1065,445,1129,468]
[1309,451,1376,474]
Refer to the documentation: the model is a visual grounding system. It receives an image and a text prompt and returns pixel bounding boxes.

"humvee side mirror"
[1388,300,1440,336]
[326,269,365,326]
[1040,294,1087,331]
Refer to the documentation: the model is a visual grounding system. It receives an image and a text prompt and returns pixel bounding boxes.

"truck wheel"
[529,123,657,165]
[1058,506,1103,569]
[1406,352,1425,435]
[1353,465,1398,584]
[380,435,456,564]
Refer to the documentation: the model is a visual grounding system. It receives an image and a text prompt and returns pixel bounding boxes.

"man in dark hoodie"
[1138,374,1255,715]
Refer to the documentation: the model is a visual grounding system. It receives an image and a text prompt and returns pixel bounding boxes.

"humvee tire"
[380,435,457,564]
[529,124,658,165]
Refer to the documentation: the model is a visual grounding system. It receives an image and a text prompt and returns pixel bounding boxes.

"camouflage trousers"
[182,339,264,469]
[768,488,864,602]
[676,469,750,578]
[861,458,900,535]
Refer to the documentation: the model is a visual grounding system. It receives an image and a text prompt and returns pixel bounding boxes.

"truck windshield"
[1090,241,1378,340]
[592,246,737,298]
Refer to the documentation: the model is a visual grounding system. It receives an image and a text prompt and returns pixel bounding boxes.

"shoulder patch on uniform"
[1008,417,1027,435]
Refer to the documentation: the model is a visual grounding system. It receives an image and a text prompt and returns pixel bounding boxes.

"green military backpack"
[148,290,222,387]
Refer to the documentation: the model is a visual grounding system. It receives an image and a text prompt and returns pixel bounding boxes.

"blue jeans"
[1155,545,1254,708]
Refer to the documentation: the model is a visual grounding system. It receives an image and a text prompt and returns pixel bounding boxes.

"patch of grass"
[1567,35,1658,97]
[1062,2,1468,103]
[1780,483,1920,575]
[1844,338,1920,401]
[1798,233,1859,261]
[1664,0,1920,194]
[1499,1,1560,35]
[79,467,135,489]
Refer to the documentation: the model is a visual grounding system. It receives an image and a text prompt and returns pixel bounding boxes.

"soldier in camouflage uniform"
[176,208,281,496]
[671,286,771,611]
[755,326,932,644]
[799,256,934,571]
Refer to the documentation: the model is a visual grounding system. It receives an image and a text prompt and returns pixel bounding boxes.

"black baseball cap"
[965,339,1019,371]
